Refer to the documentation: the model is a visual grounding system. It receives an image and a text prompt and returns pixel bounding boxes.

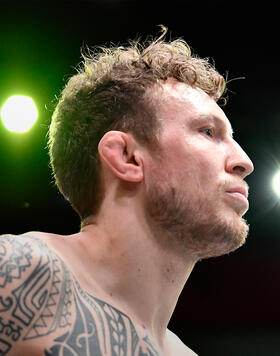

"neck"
[79,202,196,346]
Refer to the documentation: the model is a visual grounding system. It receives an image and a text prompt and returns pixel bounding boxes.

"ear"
[98,131,144,183]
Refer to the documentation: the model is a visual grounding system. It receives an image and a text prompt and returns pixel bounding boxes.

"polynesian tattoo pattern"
[0,235,159,356]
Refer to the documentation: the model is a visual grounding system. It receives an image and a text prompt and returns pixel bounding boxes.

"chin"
[225,195,249,218]
[195,215,249,260]
[144,180,250,260]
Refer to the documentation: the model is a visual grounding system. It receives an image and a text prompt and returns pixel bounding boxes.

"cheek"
[181,155,222,193]
[156,136,224,189]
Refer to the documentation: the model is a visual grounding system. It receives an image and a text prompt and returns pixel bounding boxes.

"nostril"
[233,166,246,173]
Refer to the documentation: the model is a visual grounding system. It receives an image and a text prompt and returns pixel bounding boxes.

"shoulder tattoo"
[0,235,159,356]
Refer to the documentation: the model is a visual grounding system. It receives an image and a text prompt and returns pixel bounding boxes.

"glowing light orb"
[272,171,280,197]
[0,95,38,133]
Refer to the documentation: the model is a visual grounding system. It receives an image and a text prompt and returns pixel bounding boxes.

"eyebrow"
[194,114,234,137]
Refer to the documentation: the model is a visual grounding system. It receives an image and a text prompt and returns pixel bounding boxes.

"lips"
[225,186,249,214]
[226,186,248,199]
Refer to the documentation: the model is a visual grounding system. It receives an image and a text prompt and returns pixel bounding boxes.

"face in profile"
[144,81,254,260]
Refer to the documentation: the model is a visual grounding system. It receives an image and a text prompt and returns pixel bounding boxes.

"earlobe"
[98,131,144,183]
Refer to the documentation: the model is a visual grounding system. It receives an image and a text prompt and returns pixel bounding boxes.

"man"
[0,27,253,355]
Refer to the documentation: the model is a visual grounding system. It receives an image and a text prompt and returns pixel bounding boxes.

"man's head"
[48,27,226,222]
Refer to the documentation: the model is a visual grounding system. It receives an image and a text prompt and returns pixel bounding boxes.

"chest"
[16,280,161,356]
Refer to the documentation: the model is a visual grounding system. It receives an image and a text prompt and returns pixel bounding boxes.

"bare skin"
[0,81,253,355]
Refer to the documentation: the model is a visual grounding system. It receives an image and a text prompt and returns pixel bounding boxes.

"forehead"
[158,80,232,132]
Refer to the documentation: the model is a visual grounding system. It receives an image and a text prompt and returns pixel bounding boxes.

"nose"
[226,140,254,179]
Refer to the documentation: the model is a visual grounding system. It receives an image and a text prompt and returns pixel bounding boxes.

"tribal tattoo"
[0,235,160,356]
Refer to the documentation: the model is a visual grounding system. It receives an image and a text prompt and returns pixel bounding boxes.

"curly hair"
[48,26,226,221]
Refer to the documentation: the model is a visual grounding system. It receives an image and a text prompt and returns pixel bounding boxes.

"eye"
[201,128,214,137]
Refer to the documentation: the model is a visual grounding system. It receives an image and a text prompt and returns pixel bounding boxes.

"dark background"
[0,1,280,355]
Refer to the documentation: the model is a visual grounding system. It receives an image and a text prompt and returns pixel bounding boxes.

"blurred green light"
[272,171,280,197]
[1,95,38,133]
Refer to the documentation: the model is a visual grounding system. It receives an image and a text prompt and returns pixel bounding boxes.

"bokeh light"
[0,95,38,133]
[272,170,280,197]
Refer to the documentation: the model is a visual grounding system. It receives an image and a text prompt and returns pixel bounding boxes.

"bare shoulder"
[0,232,62,279]
[0,233,163,356]
[0,232,72,355]
[167,329,198,356]
[0,232,56,278]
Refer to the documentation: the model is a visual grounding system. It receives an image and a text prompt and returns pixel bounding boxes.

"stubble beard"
[145,180,249,261]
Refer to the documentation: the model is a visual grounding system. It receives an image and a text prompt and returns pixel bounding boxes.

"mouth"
[225,186,249,211]
[226,186,248,198]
